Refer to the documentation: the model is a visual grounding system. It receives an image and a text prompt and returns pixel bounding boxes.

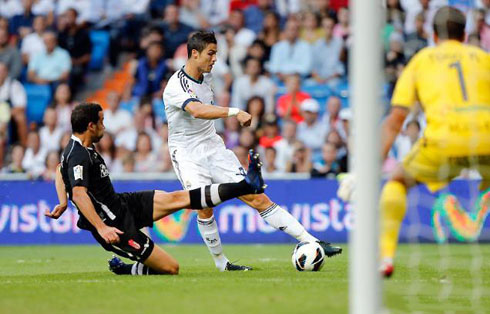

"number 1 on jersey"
[449,61,468,101]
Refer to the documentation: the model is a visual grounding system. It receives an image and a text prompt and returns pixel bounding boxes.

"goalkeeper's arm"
[381,106,409,160]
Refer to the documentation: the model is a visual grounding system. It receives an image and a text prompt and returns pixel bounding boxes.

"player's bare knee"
[197,207,214,218]
[164,261,179,275]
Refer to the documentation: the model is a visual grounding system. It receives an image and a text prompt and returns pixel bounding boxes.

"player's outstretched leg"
[379,180,408,278]
[240,150,342,258]
[109,245,180,276]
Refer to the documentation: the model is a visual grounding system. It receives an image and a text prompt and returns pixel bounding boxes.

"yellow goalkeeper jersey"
[392,40,490,156]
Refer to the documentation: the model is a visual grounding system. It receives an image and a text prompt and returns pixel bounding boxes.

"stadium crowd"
[0,0,488,180]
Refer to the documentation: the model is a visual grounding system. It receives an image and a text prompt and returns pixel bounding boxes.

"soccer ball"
[292,241,325,271]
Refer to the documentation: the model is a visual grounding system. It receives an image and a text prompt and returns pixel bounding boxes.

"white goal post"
[349,1,383,313]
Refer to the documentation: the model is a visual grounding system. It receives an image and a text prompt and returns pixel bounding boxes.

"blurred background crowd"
[0,0,488,180]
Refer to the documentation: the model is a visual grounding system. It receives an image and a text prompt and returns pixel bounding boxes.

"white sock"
[260,203,318,243]
[197,215,229,271]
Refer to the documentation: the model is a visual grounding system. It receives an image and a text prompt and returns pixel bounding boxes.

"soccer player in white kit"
[163,31,342,271]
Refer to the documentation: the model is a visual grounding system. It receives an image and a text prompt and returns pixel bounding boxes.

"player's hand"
[237,110,252,127]
[97,225,124,244]
[45,204,68,219]
[337,173,355,202]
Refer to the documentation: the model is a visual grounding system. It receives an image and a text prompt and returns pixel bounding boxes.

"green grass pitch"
[1,244,489,314]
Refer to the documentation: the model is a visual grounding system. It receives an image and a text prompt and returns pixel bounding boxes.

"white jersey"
[163,68,217,147]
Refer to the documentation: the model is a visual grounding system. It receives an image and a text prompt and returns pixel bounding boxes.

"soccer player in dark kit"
[45,102,266,275]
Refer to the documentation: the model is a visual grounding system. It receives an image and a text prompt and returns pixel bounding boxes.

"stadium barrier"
[0,178,489,245]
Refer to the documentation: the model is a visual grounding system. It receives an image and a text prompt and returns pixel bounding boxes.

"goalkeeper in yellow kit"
[371,6,489,277]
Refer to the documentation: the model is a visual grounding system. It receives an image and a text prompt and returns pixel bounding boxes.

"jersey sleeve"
[391,53,420,109]
[164,78,202,111]
[66,150,91,188]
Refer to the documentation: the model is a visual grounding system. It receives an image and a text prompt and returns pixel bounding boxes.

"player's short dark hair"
[71,102,103,134]
[187,31,217,58]
[433,6,466,41]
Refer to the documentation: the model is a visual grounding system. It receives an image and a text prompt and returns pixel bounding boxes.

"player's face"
[197,43,217,73]
[91,111,105,143]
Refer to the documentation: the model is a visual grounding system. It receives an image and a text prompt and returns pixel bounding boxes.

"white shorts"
[169,136,246,190]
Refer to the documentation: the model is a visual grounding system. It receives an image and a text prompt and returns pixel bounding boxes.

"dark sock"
[112,263,132,275]
[189,180,253,209]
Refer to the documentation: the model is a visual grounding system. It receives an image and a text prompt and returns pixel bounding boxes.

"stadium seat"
[89,30,110,71]
[24,84,52,123]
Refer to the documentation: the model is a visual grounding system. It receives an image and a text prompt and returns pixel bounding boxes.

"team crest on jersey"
[100,164,109,178]
[187,88,198,99]
[73,165,83,180]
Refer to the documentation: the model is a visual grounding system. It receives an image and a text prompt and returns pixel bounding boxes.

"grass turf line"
[0,244,489,314]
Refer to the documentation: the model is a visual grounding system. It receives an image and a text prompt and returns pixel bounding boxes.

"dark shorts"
[91,190,156,262]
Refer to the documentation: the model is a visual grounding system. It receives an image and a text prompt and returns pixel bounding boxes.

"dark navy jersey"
[60,135,121,230]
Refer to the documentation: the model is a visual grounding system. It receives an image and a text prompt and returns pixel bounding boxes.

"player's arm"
[381,53,419,159]
[185,101,252,127]
[72,186,123,244]
[381,106,409,160]
[67,153,123,244]
[45,164,68,219]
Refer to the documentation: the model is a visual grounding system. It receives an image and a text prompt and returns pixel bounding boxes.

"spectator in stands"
[311,16,345,88]
[233,145,249,170]
[216,25,247,77]
[134,131,158,172]
[97,132,116,171]
[245,39,267,66]
[2,143,24,173]
[308,0,337,19]
[0,17,8,32]
[57,8,92,93]
[268,18,313,80]
[246,96,266,131]
[300,11,324,44]
[231,57,275,112]
[338,107,351,140]
[121,152,136,173]
[259,114,282,149]
[386,0,405,32]
[0,28,22,79]
[333,7,350,40]
[285,143,312,174]
[0,1,23,19]
[244,0,273,34]
[276,73,311,123]
[132,41,167,97]
[326,129,347,159]
[322,95,341,132]
[41,150,59,180]
[274,120,300,172]
[28,31,71,86]
[227,9,256,47]
[9,0,35,38]
[115,109,160,152]
[201,0,230,28]
[59,131,71,152]
[257,11,280,60]
[156,123,173,172]
[179,0,210,30]
[31,0,55,24]
[20,15,46,65]
[297,98,328,157]
[104,91,132,135]
[161,4,194,60]
[223,116,240,149]
[52,83,73,132]
[22,130,46,177]
[238,128,258,151]
[404,12,428,60]
[384,32,406,97]
[310,142,342,178]
[0,62,27,148]
[39,106,63,152]
[393,120,420,161]
[263,146,283,175]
